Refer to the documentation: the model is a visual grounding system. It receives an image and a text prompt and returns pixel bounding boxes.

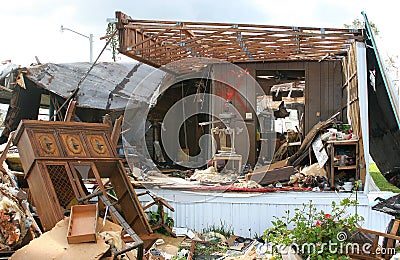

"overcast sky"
[1,0,398,66]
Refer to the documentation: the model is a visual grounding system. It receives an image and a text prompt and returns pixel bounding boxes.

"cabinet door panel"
[45,163,77,209]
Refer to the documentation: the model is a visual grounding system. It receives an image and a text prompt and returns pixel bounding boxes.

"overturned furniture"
[350,194,400,259]
[350,219,400,260]
[13,120,159,249]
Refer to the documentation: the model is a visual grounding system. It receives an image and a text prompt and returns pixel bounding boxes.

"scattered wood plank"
[246,166,297,185]
[0,132,15,174]
[111,115,123,148]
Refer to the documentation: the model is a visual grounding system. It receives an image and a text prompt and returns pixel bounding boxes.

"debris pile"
[0,137,33,253]
[372,194,400,216]
[0,106,364,258]
[146,227,289,260]
[244,112,360,192]
[131,111,362,193]
[0,184,28,249]
[190,167,236,184]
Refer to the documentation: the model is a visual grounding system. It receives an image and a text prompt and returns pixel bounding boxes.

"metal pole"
[61,25,93,63]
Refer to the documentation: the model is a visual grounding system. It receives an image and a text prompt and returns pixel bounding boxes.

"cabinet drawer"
[59,133,87,157]
[32,131,61,157]
[85,134,112,157]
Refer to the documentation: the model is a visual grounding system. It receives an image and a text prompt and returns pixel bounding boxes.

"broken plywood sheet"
[249,159,288,175]
[153,234,186,256]
[11,218,110,260]
[257,159,289,172]
[246,166,298,185]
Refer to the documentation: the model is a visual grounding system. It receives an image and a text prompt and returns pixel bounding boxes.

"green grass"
[369,163,400,193]
[201,220,234,238]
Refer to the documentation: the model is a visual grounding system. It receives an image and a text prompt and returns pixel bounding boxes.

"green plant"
[194,242,228,256]
[171,256,187,260]
[344,18,379,35]
[263,198,364,260]
[202,220,234,238]
[146,209,175,236]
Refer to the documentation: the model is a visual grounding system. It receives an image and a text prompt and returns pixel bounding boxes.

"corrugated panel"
[139,189,392,237]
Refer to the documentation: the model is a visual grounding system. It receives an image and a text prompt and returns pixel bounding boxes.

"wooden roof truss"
[115,11,365,69]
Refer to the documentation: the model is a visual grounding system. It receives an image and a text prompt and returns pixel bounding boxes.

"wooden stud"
[111,115,124,149]
[0,132,15,174]
[64,100,77,122]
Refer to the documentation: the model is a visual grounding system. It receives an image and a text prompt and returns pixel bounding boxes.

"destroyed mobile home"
[0,10,398,259]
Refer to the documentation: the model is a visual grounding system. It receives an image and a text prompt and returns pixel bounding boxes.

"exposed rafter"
[115,11,364,70]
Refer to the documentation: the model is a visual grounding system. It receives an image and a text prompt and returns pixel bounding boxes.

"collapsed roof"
[23,62,162,111]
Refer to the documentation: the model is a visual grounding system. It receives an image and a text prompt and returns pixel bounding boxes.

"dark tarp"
[364,12,400,177]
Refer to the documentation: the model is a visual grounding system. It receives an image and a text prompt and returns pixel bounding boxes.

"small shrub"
[263,198,364,259]
[146,209,174,236]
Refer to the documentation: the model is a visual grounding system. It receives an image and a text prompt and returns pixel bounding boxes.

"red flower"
[316,220,323,226]
[324,214,331,219]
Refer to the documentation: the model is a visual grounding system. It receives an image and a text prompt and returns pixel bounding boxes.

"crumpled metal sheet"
[24,62,164,111]
[0,63,19,82]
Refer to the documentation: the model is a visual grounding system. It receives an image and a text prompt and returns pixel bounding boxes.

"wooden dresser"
[13,120,152,237]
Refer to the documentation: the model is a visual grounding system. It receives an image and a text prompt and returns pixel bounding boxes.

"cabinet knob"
[44,137,53,151]
[95,139,104,151]
[71,138,80,150]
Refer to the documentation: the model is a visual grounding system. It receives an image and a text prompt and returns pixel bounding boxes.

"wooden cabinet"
[13,120,148,231]
[327,139,359,187]
[14,120,116,174]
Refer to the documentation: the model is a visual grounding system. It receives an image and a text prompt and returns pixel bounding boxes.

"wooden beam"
[0,132,15,175]
[111,115,123,148]
[64,100,77,122]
